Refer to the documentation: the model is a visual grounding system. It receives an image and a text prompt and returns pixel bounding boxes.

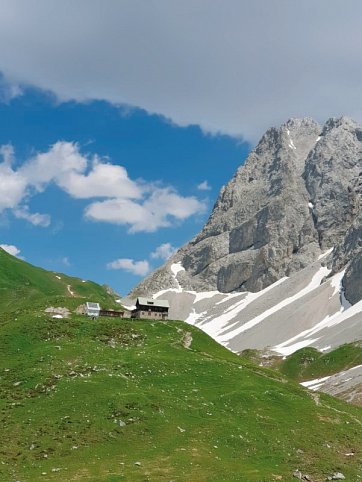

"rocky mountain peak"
[322,115,359,133]
[131,117,362,304]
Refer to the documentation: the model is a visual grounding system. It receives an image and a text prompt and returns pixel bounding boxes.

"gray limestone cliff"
[131,117,362,304]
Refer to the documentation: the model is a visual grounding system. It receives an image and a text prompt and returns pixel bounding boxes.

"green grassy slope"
[0,251,362,481]
[1,315,362,481]
[279,344,362,382]
[0,248,117,311]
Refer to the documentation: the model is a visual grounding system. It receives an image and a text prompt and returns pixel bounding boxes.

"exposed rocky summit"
[131,117,362,304]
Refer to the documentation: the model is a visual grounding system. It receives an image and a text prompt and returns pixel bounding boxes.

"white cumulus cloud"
[151,242,176,260]
[0,243,21,257]
[197,180,211,191]
[21,141,87,190]
[58,162,142,200]
[107,258,150,276]
[14,206,51,227]
[85,187,206,233]
[0,155,27,211]
[0,142,205,232]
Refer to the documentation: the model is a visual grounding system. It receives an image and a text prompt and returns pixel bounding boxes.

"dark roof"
[136,297,170,308]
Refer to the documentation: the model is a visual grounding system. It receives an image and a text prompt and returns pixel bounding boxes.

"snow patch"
[308,202,314,209]
[286,128,297,149]
[320,346,331,352]
[215,292,243,305]
[169,262,185,292]
[188,277,287,343]
[330,270,345,297]
[275,338,320,357]
[318,247,333,260]
[194,291,220,303]
[154,287,184,298]
[273,296,362,355]
[301,375,331,390]
[52,314,64,319]
[219,267,329,343]
[171,262,185,277]
[329,270,351,311]
[55,275,61,280]
[185,309,207,325]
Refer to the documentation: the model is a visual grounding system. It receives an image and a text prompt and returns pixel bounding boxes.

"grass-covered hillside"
[0,248,117,311]
[0,251,362,481]
[279,343,362,382]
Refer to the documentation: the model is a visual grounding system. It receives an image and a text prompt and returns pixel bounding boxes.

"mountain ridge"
[131,116,362,306]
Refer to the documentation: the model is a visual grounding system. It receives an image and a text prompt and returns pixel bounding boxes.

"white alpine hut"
[85,302,101,318]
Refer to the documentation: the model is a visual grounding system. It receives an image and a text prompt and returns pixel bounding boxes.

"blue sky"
[0,87,249,294]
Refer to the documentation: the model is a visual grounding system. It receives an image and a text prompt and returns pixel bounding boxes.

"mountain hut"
[132,297,169,320]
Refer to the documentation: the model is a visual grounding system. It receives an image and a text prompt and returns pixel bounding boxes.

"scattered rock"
[75,304,86,315]
[45,306,70,318]
[182,332,193,349]
[293,470,312,481]
[114,419,126,427]
[327,473,345,481]
[134,461,141,466]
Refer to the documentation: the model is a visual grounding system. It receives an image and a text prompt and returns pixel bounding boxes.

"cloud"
[21,141,87,190]
[0,2,362,140]
[0,144,15,165]
[0,243,21,257]
[0,75,22,103]
[0,147,27,211]
[61,256,70,267]
[85,187,206,233]
[58,162,142,199]
[197,180,211,191]
[0,142,204,232]
[151,242,176,260]
[14,206,51,227]
[107,258,150,276]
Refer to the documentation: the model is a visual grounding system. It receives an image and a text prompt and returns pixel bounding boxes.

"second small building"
[132,297,169,320]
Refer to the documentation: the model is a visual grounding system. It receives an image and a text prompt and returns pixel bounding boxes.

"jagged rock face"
[304,117,362,249]
[331,212,362,304]
[343,253,362,305]
[131,117,362,300]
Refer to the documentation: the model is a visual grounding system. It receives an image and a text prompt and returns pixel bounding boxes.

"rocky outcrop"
[131,117,362,304]
[304,117,362,249]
